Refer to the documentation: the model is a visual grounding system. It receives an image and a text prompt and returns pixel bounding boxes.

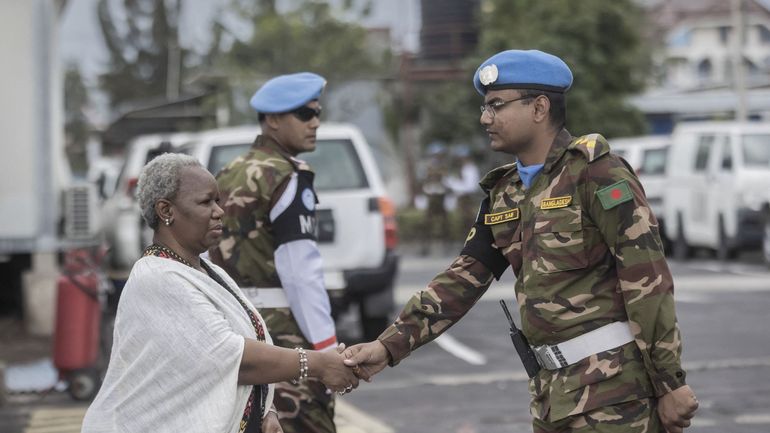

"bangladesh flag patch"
[596,180,633,210]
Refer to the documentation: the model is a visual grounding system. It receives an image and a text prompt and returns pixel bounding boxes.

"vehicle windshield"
[207,139,368,190]
[640,147,668,175]
[302,139,368,190]
[741,134,770,168]
[208,143,251,174]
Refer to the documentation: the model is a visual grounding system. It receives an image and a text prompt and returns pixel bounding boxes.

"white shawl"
[82,256,274,433]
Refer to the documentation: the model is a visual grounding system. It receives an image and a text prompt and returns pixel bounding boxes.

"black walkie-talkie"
[500,300,541,378]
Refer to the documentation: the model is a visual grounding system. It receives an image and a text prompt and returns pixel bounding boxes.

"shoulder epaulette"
[479,163,516,192]
[569,133,610,163]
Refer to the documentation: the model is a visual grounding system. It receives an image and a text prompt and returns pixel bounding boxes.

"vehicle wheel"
[716,216,737,262]
[68,368,101,401]
[360,315,390,342]
[763,217,770,269]
[673,214,690,261]
[358,302,390,342]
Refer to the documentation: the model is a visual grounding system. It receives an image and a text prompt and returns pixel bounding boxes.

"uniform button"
[676,371,684,378]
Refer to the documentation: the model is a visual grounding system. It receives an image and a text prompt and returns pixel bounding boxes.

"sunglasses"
[291,105,323,122]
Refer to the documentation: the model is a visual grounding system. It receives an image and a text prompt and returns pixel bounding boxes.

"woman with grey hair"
[82,153,358,433]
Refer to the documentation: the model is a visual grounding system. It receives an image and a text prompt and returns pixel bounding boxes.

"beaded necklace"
[143,244,267,433]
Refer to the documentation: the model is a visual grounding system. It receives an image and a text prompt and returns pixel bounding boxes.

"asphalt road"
[2,251,769,433]
[336,251,770,433]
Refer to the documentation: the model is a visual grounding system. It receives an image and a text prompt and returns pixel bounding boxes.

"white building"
[633,0,770,132]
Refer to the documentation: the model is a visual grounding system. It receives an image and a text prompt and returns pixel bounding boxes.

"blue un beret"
[473,50,573,95]
[250,72,327,114]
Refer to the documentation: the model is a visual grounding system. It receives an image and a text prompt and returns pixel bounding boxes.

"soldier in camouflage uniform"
[343,50,699,433]
[210,72,341,433]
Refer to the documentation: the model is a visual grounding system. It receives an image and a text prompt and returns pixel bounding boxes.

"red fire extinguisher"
[52,247,108,401]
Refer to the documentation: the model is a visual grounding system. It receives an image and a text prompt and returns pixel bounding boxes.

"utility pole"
[400,53,419,205]
[731,0,748,121]
[166,0,182,101]
[166,38,180,100]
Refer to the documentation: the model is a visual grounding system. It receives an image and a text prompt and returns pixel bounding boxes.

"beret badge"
[479,64,499,86]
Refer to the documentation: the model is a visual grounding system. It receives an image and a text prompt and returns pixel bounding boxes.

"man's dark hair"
[258,113,266,123]
[520,89,566,130]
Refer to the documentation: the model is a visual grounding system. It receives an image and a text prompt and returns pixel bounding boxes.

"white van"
[185,123,399,340]
[662,121,770,265]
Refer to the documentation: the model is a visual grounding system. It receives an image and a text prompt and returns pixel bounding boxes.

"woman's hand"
[261,409,283,433]
[309,349,359,394]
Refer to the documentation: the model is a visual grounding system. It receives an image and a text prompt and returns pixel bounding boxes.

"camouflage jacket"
[209,135,310,289]
[379,129,687,421]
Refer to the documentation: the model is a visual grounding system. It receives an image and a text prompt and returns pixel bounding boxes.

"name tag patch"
[540,195,572,210]
[484,208,520,225]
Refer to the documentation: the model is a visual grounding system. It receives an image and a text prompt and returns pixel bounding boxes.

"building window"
[697,59,712,82]
[745,58,759,76]
[694,135,714,172]
[718,26,731,45]
[759,25,770,44]
[667,28,691,47]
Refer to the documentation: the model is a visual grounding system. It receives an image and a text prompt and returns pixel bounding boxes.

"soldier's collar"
[542,128,574,174]
[479,162,518,191]
[255,135,308,170]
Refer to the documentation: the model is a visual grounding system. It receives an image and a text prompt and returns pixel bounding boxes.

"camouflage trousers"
[262,307,336,433]
[533,398,661,433]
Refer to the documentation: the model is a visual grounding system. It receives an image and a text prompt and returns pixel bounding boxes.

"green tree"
[415,80,480,146]
[209,0,388,122]
[64,64,90,174]
[476,0,651,138]
[97,0,186,109]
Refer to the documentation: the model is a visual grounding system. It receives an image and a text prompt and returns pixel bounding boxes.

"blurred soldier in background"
[417,142,450,256]
[445,145,481,233]
[210,72,341,433]
[344,50,699,433]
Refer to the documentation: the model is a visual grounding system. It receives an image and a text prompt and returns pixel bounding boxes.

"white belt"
[531,321,635,370]
[241,287,289,308]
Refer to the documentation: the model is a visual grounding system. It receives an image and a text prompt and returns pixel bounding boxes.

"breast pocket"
[493,225,522,269]
[532,206,588,273]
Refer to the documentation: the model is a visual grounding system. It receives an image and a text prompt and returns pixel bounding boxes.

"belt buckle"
[533,345,566,370]
[533,345,557,370]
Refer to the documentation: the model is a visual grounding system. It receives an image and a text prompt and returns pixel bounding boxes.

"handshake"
[313,340,390,395]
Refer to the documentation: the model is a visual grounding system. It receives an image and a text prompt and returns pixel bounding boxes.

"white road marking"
[20,401,392,433]
[684,260,769,277]
[25,407,87,433]
[335,398,394,433]
[359,356,770,391]
[395,272,770,305]
[735,413,770,424]
[434,333,487,365]
[690,417,718,427]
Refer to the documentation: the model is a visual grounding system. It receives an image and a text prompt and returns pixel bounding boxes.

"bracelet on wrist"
[291,347,308,385]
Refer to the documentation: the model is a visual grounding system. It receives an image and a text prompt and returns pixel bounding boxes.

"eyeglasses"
[292,105,322,122]
[479,96,533,119]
